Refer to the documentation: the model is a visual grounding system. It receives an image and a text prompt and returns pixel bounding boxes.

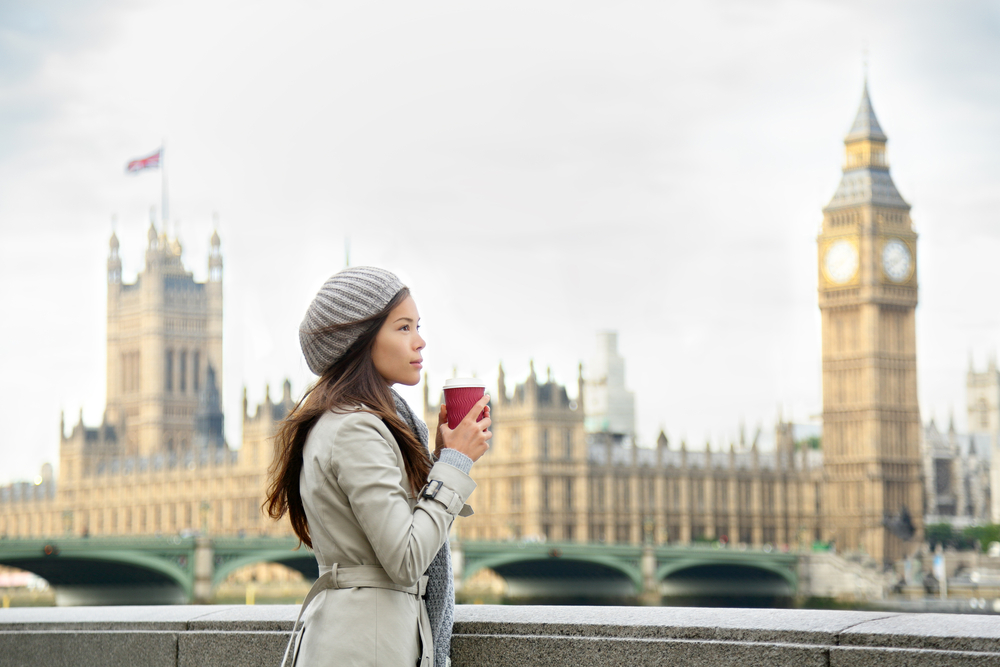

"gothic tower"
[105,220,224,457]
[817,81,922,563]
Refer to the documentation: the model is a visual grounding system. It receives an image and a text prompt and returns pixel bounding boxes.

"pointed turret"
[656,430,668,449]
[524,360,537,404]
[209,227,223,283]
[497,363,506,405]
[108,231,122,285]
[845,80,888,142]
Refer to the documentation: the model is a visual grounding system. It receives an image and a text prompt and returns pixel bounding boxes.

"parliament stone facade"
[424,362,825,549]
[0,224,293,539]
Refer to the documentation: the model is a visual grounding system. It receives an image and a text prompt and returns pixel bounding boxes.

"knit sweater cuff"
[438,448,474,475]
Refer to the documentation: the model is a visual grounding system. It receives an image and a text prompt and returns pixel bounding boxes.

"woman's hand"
[437,395,491,463]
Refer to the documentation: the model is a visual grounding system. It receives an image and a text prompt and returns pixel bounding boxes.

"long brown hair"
[264,287,431,549]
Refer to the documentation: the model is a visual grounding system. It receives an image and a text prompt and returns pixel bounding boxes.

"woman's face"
[372,295,425,386]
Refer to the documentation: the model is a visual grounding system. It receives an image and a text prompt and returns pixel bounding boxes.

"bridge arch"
[657,558,797,589]
[656,558,797,598]
[211,549,319,587]
[465,553,643,593]
[0,550,192,597]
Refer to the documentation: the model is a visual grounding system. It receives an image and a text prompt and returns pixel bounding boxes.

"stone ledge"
[451,635,830,667]
[0,604,998,666]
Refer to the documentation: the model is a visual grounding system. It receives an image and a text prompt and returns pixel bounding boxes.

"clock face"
[824,239,858,284]
[882,239,912,282]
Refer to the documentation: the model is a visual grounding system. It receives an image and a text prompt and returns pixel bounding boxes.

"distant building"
[583,332,636,442]
[428,366,824,548]
[921,417,990,527]
[967,357,1000,522]
[921,358,999,527]
[0,227,293,538]
[106,222,224,457]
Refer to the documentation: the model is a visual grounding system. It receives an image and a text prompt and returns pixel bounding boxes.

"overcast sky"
[1,0,998,484]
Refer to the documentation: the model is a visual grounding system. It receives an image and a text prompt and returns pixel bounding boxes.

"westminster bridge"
[0,536,866,605]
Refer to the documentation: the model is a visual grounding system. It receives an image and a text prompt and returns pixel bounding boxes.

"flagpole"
[161,140,169,227]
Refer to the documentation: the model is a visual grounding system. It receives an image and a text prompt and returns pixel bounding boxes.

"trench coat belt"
[279,563,432,667]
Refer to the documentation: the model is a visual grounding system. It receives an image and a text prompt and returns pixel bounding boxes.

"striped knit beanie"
[299,266,406,375]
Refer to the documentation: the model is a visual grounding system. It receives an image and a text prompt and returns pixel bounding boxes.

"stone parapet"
[3,604,1000,666]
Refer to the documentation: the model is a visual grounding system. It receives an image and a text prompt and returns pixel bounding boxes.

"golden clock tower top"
[824,80,909,214]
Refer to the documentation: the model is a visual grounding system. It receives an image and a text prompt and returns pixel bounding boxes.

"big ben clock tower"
[818,81,923,564]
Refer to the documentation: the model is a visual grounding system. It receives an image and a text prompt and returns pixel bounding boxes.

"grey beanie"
[299,266,406,375]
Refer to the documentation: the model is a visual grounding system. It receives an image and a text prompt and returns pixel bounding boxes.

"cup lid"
[443,378,486,389]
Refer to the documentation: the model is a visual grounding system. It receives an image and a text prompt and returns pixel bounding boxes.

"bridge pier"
[194,537,214,604]
[639,544,661,605]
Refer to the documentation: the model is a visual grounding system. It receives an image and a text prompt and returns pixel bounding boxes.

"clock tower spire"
[817,80,922,564]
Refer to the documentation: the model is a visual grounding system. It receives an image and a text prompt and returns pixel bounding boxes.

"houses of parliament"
[2,81,981,565]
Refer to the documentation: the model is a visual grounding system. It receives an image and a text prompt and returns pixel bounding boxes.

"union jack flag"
[126,149,161,173]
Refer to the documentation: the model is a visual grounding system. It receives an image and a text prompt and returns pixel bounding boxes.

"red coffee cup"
[443,378,487,429]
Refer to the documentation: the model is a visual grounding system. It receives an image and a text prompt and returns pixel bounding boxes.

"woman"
[265,266,490,667]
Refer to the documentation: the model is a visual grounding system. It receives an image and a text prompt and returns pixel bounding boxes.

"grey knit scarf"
[391,389,453,667]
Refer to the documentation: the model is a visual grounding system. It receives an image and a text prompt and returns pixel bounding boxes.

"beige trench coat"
[292,407,476,667]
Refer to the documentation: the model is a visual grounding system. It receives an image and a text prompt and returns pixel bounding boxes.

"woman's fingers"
[462,394,491,424]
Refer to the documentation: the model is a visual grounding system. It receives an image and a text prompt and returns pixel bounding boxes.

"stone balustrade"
[2,604,1000,666]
